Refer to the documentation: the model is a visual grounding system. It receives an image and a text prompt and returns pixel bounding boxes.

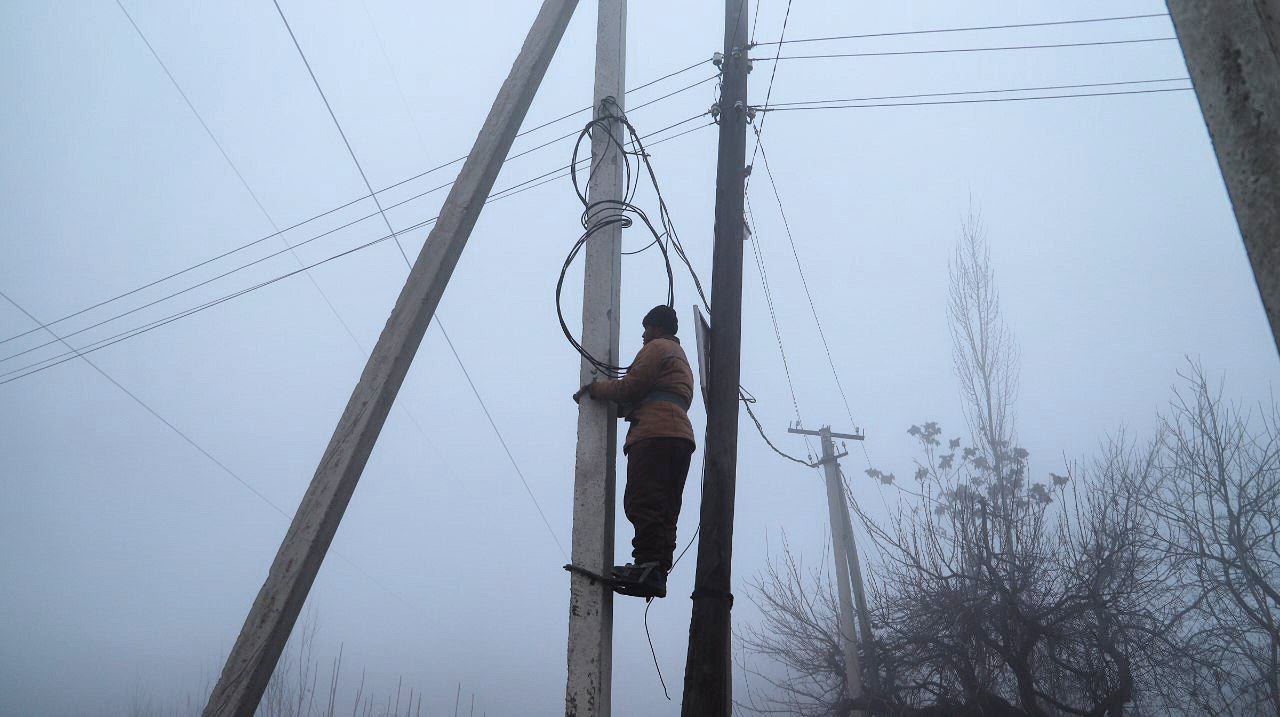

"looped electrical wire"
[556,98,707,378]
[555,99,807,467]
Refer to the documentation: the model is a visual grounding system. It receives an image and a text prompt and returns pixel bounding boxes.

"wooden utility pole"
[1166,1,1280,353]
[564,1,625,715]
[790,424,872,712]
[202,2,579,713]
[681,0,750,713]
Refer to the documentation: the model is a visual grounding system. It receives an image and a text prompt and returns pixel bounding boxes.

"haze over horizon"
[2,1,1275,714]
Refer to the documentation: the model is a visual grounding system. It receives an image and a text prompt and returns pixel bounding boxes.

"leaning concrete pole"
[564,1,625,715]
[836,463,879,698]
[818,429,864,712]
[202,2,579,713]
[1166,1,1280,352]
[790,424,868,712]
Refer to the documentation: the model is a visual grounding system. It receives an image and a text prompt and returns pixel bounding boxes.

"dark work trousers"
[623,437,695,571]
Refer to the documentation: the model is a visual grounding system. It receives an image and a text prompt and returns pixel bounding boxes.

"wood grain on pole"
[1167,0,1280,353]
[202,2,579,713]
[565,1,625,715]
[682,0,749,713]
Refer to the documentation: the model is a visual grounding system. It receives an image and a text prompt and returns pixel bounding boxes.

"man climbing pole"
[573,304,697,599]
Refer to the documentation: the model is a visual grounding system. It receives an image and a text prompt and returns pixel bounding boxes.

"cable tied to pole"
[556,98,707,378]
[555,97,807,465]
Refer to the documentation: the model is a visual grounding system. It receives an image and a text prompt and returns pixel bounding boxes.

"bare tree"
[738,542,854,716]
[948,211,1019,493]
[122,612,430,717]
[742,215,1196,716]
[1150,365,1280,715]
[861,218,1206,715]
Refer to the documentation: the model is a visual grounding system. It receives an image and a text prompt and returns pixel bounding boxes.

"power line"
[517,57,711,139]
[275,2,707,564]
[726,0,818,468]
[751,129,858,431]
[0,218,434,384]
[742,0,824,467]
[745,198,803,423]
[745,196,815,464]
[0,113,710,374]
[752,12,1171,46]
[746,0,793,179]
[750,36,1178,61]
[0,184,431,364]
[0,120,715,385]
[115,0,372,353]
[266,0,485,499]
[749,129,901,518]
[356,3,569,560]
[757,76,1191,108]
[742,2,806,454]
[0,290,414,609]
[115,0,457,478]
[742,398,810,466]
[358,0,430,161]
[115,0,273,235]
[0,58,712,349]
[271,0,408,264]
[436,319,568,559]
[755,86,1193,112]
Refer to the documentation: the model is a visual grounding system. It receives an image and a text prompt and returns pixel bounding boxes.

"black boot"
[611,561,667,599]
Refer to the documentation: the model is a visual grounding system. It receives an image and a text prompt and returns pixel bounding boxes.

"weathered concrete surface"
[1168,1,1280,353]
[565,1,625,715]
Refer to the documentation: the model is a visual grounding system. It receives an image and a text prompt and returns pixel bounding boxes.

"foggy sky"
[2,1,1274,715]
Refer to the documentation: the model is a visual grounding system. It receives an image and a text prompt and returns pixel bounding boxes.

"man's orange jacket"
[588,336,697,453]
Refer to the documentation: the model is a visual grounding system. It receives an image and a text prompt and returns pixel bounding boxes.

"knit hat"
[642,304,678,336]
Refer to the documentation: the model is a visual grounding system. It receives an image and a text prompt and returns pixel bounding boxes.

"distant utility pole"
[1166,1,1280,354]
[564,0,625,715]
[836,459,878,699]
[789,424,873,714]
[201,2,580,714]
[681,0,750,712]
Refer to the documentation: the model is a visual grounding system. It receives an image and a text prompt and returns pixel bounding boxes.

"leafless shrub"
[741,215,1207,715]
[738,540,853,716]
[122,612,427,717]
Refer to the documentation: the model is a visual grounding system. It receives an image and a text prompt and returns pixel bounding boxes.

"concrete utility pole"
[202,2,579,713]
[1166,1,1280,353]
[836,468,878,697]
[564,0,625,715]
[682,0,750,713]
[789,424,872,713]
